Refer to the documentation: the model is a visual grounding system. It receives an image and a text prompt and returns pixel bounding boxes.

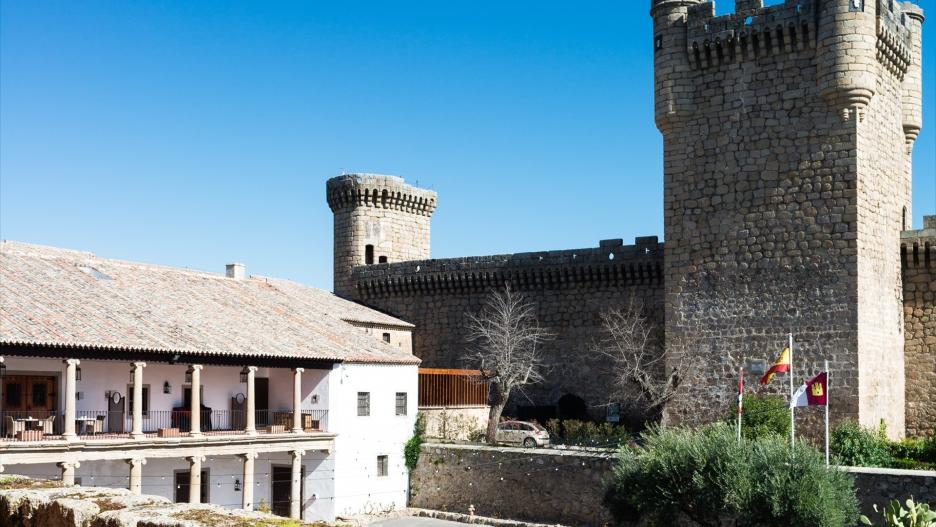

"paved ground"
[370,517,467,527]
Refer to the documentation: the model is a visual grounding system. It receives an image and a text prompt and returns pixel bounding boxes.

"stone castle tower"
[652,0,923,436]
[326,174,438,298]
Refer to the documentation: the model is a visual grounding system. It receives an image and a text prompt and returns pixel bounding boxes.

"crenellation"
[350,238,664,297]
[685,0,817,70]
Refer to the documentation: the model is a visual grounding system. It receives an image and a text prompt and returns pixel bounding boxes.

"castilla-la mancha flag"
[790,372,828,407]
[759,348,791,385]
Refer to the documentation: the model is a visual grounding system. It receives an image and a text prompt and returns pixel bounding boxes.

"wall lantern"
[234,478,241,492]
[185,366,193,383]
[240,367,250,383]
[163,381,172,394]
[75,366,81,381]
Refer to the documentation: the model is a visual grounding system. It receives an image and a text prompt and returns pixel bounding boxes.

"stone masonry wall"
[349,237,665,423]
[902,218,936,438]
[411,444,936,527]
[328,174,437,299]
[653,0,921,438]
[410,443,614,526]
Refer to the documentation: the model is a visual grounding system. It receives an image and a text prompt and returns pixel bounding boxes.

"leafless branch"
[465,285,553,443]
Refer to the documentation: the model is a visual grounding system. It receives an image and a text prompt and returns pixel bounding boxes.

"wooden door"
[255,377,269,426]
[107,393,125,433]
[2,376,55,413]
[271,465,303,517]
[174,470,208,503]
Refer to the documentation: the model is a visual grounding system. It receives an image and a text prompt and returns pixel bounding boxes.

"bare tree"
[466,286,553,444]
[593,296,706,425]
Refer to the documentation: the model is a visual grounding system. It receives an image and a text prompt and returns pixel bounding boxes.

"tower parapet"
[327,174,437,298]
[350,237,663,298]
[901,216,936,270]
[684,0,816,70]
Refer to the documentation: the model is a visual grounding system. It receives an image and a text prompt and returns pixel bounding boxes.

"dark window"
[378,256,388,263]
[365,245,375,265]
[357,392,370,416]
[377,455,388,477]
[31,383,47,407]
[395,392,407,416]
[5,383,22,406]
[127,385,150,417]
[383,333,391,343]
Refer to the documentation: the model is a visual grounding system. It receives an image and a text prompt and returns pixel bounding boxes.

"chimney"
[226,263,246,280]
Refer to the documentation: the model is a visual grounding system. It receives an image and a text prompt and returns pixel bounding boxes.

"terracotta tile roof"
[0,241,418,365]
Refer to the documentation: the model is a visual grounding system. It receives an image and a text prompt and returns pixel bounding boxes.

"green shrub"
[545,418,629,447]
[734,394,790,441]
[832,421,894,468]
[604,423,859,527]
[860,497,936,526]
[404,412,427,471]
[467,428,486,443]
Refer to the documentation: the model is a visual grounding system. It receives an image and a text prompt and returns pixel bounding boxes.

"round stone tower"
[651,0,703,133]
[326,174,438,298]
[816,0,882,118]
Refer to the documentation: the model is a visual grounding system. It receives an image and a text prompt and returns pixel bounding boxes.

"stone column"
[239,452,258,510]
[188,455,205,504]
[63,359,80,440]
[245,366,258,435]
[290,450,305,519]
[292,368,304,433]
[126,458,146,495]
[58,461,79,485]
[189,365,204,438]
[130,362,146,439]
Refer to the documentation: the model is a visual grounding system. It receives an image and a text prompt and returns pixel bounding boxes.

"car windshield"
[526,422,544,431]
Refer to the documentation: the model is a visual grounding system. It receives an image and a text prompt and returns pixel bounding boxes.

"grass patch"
[0,476,62,490]
[93,498,126,512]
[171,508,334,527]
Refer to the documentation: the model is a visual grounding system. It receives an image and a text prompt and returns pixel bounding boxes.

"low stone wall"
[411,443,936,527]
[849,466,936,518]
[420,406,489,441]
[0,476,321,527]
[410,443,614,527]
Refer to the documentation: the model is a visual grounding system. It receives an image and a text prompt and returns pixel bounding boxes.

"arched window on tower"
[365,245,375,265]
[903,207,908,231]
[379,256,388,264]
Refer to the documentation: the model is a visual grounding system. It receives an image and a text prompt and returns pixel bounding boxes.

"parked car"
[496,420,550,448]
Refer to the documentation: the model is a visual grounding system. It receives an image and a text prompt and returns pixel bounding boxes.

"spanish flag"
[759,348,791,385]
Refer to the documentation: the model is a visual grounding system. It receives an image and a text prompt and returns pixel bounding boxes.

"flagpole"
[789,333,795,447]
[737,363,743,445]
[825,359,830,466]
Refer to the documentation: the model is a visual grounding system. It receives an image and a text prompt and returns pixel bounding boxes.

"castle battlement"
[349,237,664,297]
[326,173,438,217]
[685,0,816,70]
[901,216,936,270]
[681,0,920,76]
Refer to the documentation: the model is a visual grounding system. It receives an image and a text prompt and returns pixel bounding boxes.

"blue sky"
[2,0,934,290]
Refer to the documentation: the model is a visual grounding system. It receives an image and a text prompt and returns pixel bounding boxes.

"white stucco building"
[0,241,419,522]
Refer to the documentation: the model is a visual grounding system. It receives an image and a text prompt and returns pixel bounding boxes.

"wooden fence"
[418,368,489,407]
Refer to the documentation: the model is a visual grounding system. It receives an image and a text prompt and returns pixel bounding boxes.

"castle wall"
[653,0,921,437]
[347,238,665,423]
[902,219,936,438]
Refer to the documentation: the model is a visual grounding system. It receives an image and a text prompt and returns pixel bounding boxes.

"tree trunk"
[485,383,509,444]
[486,400,508,444]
